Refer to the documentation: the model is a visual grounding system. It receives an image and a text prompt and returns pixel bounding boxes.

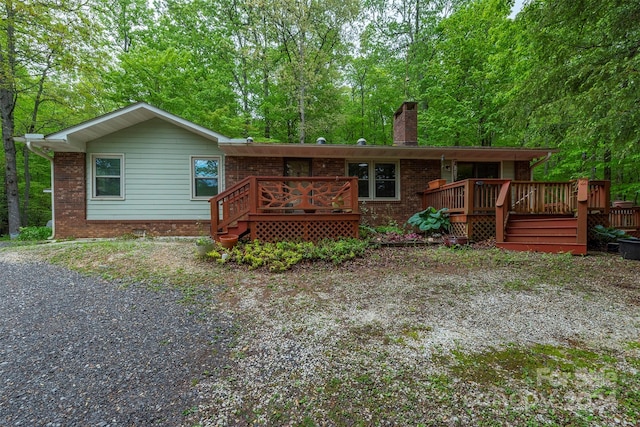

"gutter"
[529,151,553,179]
[18,134,60,240]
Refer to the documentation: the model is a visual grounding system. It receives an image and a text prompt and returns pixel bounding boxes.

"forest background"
[1,0,639,236]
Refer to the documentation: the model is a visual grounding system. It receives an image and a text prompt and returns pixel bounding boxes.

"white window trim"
[90,153,125,200]
[190,155,222,200]
[347,160,401,201]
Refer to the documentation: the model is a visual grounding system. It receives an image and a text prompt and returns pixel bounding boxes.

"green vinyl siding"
[86,118,223,220]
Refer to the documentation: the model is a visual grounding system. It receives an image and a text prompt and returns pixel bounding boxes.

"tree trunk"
[1,0,20,237]
[1,88,20,238]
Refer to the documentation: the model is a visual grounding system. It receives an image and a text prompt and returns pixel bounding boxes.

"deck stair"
[497,214,587,254]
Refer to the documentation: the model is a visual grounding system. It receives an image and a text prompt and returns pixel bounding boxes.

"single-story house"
[21,102,556,239]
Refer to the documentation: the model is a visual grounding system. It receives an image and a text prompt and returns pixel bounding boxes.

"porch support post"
[464,180,474,215]
[349,177,359,213]
[249,176,258,214]
[495,181,511,243]
[576,178,589,247]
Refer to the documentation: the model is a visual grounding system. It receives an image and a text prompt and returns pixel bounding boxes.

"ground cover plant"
[4,239,640,426]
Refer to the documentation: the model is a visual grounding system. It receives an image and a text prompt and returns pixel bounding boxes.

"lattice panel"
[449,222,467,238]
[587,213,609,241]
[468,215,496,242]
[253,219,358,242]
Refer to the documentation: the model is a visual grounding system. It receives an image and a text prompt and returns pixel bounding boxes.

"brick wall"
[359,159,440,226]
[514,161,531,180]
[53,153,87,238]
[224,156,440,227]
[224,156,285,187]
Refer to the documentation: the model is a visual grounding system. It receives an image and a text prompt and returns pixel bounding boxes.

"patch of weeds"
[503,278,535,291]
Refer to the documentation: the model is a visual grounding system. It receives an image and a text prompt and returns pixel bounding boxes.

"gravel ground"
[0,254,232,426]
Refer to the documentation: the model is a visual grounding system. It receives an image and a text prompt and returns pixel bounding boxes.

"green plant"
[406,207,451,235]
[16,226,51,241]
[196,236,214,246]
[592,225,630,242]
[207,238,369,271]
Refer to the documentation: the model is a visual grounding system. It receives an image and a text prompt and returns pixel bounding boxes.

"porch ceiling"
[219,142,557,162]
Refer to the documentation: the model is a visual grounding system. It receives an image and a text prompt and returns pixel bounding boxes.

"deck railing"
[610,207,640,232]
[424,178,614,243]
[496,178,595,245]
[210,176,359,236]
[422,179,510,214]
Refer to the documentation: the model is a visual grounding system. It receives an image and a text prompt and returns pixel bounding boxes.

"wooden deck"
[209,176,360,242]
[422,178,638,254]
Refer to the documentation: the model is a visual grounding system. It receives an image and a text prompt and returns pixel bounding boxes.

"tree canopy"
[2,0,639,233]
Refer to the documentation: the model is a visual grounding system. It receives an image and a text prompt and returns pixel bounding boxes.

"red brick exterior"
[52,152,204,239]
[53,152,532,238]
[358,159,441,226]
[224,156,440,227]
[515,161,532,180]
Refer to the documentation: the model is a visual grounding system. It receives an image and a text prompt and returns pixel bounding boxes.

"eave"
[218,142,557,162]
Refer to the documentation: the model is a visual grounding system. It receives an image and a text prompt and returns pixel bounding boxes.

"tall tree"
[419,0,514,147]
[1,0,97,237]
[513,0,640,197]
[262,0,360,143]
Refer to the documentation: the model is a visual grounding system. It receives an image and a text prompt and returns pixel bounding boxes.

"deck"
[209,176,360,242]
[422,178,640,254]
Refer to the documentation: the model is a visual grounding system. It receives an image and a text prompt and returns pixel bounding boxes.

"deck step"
[504,234,577,244]
[500,213,583,253]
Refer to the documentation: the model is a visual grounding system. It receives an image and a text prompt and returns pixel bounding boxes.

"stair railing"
[575,178,589,246]
[209,176,254,236]
[495,181,512,243]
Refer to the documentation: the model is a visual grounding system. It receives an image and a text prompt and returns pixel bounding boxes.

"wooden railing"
[424,178,613,244]
[510,181,577,214]
[610,207,640,232]
[210,176,359,236]
[422,179,510,214]
[495,178,599,245]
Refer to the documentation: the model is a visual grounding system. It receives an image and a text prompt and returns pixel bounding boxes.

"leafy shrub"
[17,226,51,241]
[206,238,369,272]
[592,225,630,242]
[406,207,451,235]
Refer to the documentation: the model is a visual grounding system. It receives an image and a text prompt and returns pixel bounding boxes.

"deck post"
[249,176,258,214]
[209,197,218,238]
[576,178,589,247]
[349,177,359,213]
[464,180,473,215]
[495,181,511,243]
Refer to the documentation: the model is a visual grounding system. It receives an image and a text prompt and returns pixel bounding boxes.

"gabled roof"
[22,102,238,152]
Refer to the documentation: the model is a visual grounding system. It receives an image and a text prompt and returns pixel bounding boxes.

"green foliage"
[205,238,369,272]
[406,207,451,235]
[16,226,51,241]
[592,225,630,243]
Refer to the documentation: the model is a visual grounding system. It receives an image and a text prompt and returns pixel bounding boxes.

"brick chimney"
[393,101,418,146]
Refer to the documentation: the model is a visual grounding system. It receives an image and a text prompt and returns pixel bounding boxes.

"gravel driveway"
[0,254,232,426]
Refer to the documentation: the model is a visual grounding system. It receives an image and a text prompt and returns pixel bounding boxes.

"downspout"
[529,152,553,180]
[19,134,56,239]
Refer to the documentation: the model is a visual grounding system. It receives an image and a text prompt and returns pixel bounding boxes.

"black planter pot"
[619,238,640,260]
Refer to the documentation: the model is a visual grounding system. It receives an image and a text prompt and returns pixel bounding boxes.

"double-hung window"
[92,154,124,199]
[192,156,220,199]
[347,161,399,200]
